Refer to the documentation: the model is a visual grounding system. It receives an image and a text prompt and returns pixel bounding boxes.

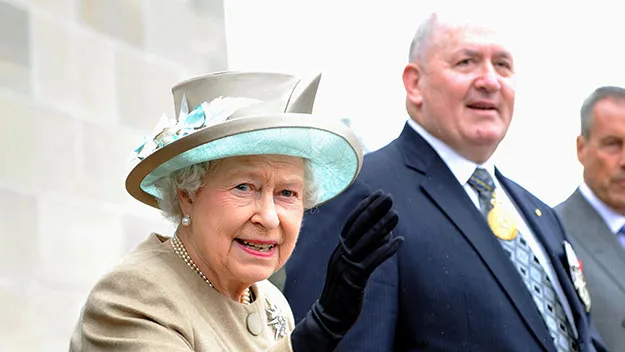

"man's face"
[405,24,516,163]
[578,98,625,214]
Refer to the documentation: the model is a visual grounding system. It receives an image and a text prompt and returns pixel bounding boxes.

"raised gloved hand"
[291,190,403,352]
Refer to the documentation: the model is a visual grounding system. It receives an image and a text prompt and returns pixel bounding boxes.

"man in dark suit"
[556,86,625,351]
[284,11,608,352]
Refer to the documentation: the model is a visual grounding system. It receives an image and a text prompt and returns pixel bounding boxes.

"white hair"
[408,13,439,64]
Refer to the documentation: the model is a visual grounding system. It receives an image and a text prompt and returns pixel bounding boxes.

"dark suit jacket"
[285,124,607,351]
[556,189,625,351]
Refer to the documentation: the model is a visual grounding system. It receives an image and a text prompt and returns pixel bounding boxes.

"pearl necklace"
[171,233,252,305]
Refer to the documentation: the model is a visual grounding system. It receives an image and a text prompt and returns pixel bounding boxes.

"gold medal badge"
[486,191,518,241]
[488,206,518,240]
[563,241,592,312]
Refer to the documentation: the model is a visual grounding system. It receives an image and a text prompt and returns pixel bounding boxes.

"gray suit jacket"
[556,189,625,351]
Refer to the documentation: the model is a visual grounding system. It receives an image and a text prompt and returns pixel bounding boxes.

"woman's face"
[179,155,305,289]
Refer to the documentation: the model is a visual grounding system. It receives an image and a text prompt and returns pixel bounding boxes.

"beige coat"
[70,233,295,351]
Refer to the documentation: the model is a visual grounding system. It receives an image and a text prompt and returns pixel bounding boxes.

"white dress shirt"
[578,182,625,234]
[407,119,578,337]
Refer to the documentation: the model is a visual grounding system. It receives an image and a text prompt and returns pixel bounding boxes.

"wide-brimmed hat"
[125,71,363,209]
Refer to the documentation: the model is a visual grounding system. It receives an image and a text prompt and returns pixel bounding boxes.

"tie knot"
[468,168,495,197]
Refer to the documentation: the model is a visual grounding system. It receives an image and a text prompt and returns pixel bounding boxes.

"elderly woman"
[70,71,402,351]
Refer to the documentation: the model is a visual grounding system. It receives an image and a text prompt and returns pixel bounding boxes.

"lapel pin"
[535,209,542,216]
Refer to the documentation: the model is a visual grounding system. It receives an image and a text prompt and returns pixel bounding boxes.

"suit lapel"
[396,126,554,351]
[567,190,625,294]
[497,172,589,346]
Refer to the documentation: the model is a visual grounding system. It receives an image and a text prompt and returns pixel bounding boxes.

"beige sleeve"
[70,266,194,352]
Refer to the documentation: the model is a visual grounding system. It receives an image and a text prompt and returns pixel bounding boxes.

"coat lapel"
[567,190,625,295]
[396,126,554,351]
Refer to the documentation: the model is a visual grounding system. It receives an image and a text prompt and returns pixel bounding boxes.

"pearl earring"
[181,215,191,226]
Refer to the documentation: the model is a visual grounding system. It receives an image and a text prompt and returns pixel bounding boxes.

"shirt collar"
[578,182,625,234]
[407,119,496,185]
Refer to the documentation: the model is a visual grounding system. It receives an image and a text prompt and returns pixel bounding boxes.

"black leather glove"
[291,190,404,352]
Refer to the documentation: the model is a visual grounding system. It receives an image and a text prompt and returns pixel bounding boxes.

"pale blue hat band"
[126,114,363,208]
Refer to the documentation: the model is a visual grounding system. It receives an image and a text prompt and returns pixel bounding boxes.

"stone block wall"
[0,0,227,350]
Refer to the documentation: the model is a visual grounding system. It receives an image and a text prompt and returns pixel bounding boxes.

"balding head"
[408,11,515,69]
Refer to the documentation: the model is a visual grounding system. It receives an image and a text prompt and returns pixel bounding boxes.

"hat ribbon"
[130,95,261,161]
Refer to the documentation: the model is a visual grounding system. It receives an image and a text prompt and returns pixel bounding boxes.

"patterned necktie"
[468,168,577,352]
